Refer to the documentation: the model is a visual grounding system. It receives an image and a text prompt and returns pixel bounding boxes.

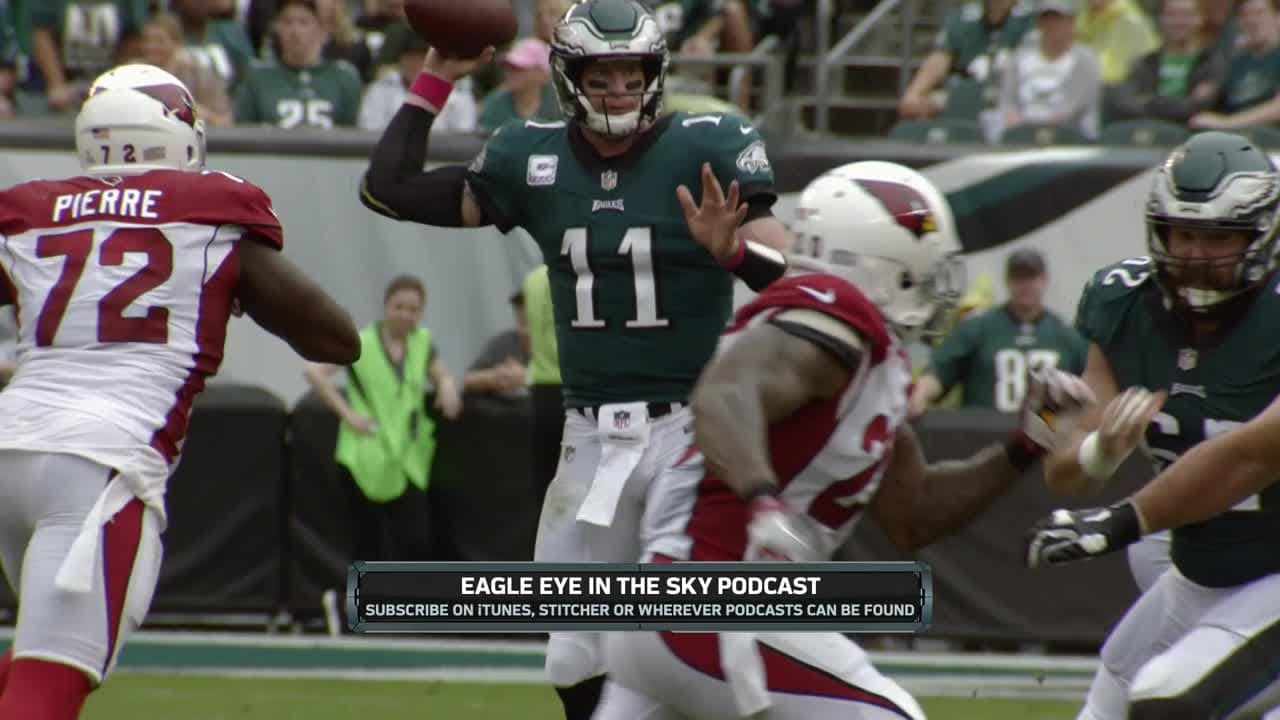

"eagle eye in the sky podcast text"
[348,563,932,632]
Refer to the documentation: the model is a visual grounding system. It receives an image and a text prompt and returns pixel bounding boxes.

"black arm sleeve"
[742,194,775,224]
[359,104,487,227]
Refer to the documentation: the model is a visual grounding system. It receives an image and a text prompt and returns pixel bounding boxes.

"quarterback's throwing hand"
[1025,502,1143,568]
[677,162,748,264]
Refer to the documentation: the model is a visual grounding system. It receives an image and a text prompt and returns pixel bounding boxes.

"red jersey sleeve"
[180,171,284,249]
[731,274,892,363]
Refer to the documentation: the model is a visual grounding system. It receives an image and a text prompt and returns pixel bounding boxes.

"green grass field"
[82,674,1080,719]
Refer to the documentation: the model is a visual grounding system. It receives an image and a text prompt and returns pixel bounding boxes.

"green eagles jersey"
[466,112,776,407]
[234,59,363,128]
[1076,256,1280,588]
[929,304,1087,412]
[32,0,147,79]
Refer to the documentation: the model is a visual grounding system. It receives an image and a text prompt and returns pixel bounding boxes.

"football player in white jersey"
[594,161,1096,720]
[0,64,359,719]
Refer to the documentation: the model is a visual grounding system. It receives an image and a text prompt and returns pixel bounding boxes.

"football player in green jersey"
[1027,132,1280,719]
[358,1,791,717]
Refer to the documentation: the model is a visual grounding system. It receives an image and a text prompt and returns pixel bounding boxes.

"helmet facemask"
[1146,153,1280,316]
[550,0,668,138]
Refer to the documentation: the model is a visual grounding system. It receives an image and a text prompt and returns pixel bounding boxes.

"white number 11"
[560,227,669,329]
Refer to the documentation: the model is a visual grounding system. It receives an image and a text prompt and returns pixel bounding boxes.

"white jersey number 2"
[35,227,173,346]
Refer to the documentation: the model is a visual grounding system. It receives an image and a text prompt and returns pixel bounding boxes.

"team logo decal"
[854,179,937,239]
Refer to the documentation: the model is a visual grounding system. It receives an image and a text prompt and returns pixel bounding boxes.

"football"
[403,0,519,59]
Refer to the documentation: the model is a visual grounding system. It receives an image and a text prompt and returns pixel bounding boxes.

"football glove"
[745,495,824,562]
[1025,501,1143,569]
[1018,367,1097,453]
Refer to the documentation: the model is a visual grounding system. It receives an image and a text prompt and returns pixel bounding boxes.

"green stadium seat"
[888,119,985,144]
[1099,119,1190,147]
[1239,125,1280,151]
[1000,123,1092,146]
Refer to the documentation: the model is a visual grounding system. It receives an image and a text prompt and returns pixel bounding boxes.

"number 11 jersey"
[466,112,777,407]
[0,168,282,467]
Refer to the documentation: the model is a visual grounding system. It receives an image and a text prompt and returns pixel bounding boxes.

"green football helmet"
[550,0,669,138]
[1146,131,1280,314]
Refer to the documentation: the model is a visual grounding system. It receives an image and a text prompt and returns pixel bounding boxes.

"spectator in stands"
[1189,0,1280,129]
[649,0,754,58]
[463,290,532,397]
[909,248,1088,417]
[314,0,375,82]
[358,33,477,132]
[172,0,256,90]
[521,265,563,504]
[138,12,234,127]
[899,0,1034,120]
[302,274,462,563]
[1201,0,1240,60]
[235,0,363,127]
[649,0,755,107]
[536,0,575,42]
[240,0,282,56]
[1105,0,1225,123]
[993,0,1103,141]
[477,37,560,133]
[1076,0,1160,86]
[31,0,149,113]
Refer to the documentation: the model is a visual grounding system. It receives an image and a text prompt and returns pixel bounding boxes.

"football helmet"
[1146,131,1280,313]
[75,64,206,175]
[550,0,668,137]
[791,161,965,342]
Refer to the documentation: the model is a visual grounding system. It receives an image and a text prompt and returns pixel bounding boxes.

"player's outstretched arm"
[1043,343,1163,497]
[691,319,857,498]
[874,369,1096,551]
[1026,393,1279,569]
[237,239,361,364]
[359,48,492,229]
[872,426,1025,551]
[1133,391,1280,534]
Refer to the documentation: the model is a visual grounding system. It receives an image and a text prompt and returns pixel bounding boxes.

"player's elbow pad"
[359,165,468,227]
[726,239,788,292]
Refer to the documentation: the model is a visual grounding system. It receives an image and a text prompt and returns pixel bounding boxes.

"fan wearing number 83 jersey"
[0,63,359,719]
[596,162,1097,720]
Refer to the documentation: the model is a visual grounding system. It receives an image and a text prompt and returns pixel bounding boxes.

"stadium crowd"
[899,0,1280,143]
[0,0,804,125]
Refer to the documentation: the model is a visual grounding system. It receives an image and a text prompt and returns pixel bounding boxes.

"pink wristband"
[720,238,747,270]
[408,72,454,109]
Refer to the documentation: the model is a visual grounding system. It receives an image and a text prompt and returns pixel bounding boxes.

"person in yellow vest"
[523,264,564,504]
[303,274,462,561]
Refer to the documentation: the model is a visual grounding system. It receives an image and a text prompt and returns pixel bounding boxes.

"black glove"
[1025,501,1143,569]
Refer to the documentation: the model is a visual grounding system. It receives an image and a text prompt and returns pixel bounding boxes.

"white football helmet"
[791,161,965,342]
[75,64,206,176]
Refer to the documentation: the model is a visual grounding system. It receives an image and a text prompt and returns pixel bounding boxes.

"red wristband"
[720,238,747,270]
[408,72,454,109]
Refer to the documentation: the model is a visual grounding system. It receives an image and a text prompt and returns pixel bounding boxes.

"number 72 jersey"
[466,112,776,407]
[0,169,282,465]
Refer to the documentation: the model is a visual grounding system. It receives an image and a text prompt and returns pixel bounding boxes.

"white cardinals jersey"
[0,168,282,594]
[0,168,281,466]
[645,272,913,562]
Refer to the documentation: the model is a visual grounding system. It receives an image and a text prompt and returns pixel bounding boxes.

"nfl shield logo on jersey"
[1178,348,1198,371]
[601,170,618,191]
[613,410,631,430]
